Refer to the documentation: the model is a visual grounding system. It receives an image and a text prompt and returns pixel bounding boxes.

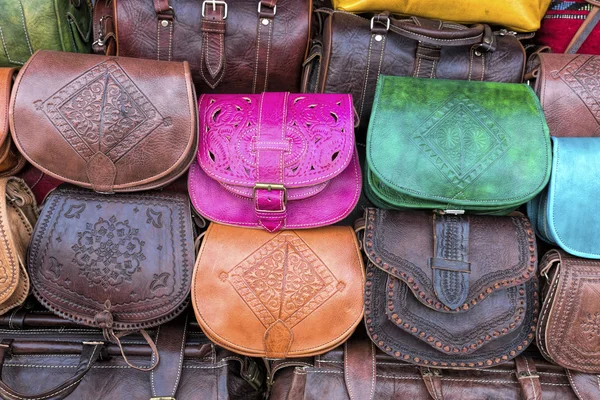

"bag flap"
[197,93,355,193]
[10,50,197,192]
[367,76,551,209]
[28,186,193,330]
[193,223,365,358]
[363,209,537,311]
[546,137,600,258]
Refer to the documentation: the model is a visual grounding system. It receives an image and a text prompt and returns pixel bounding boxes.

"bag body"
[10,50,197,193]
[94,0,311,93]
[188,92,361,232]
[193,223,365,358]
[306,11,526,142]
[366,76,551,214]
[330,0,551,32]
[362,209,539,368]
[0,69,25,177]
[0,0,92,67]
[534,53,600,137]
[528,137,600,258]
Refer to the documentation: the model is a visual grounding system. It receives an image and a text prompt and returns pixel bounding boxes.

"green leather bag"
[365,76,552,214]
[528,137,600,259]
[0,0,92,67]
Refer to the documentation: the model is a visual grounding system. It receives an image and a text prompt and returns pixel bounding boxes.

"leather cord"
[108,329,160,372]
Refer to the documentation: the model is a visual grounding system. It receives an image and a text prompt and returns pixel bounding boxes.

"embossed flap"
[28,186,193,330]
[192,223,365,358]
[366,76,551,211]
[10,50,197,192]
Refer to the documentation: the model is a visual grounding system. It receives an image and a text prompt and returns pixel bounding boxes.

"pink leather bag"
[188,92,360,232]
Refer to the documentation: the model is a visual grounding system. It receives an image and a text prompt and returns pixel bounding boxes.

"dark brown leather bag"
[10,50,197,193]
[304,10,527,142]
[27,186,194,371]
[0,309,264,400]
[94,0,311,93]
[361,209,539,369]
[268,334,600,400]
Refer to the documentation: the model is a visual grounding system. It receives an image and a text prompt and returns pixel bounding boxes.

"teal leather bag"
[366,76,552,214]
[528,137,600,259]
[0,0,92,67]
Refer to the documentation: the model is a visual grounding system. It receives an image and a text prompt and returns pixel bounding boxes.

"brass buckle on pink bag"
[253,183,287,212]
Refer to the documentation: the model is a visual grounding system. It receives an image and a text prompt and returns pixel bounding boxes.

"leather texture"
[0,0,93,68]
[10,50,197,192]
[307,11,526,142]
[17,165,64,205]
[528,137,600,259]
[330,0,551,32]
[0,310,264,400]
[0,178,37,316]
[268,339,592,400]
[109,0,311,93]
[366,76,552,213]
[537,250,600,373]
[0,69,25,177]
[534,53,600,137]
[28,186,194,352]
[192,223,365,358]
[188,92,361,232]
[363,209,539,368]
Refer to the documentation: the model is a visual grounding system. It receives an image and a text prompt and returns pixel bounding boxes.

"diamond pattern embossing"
[227,232,342,329]
[558,55,600,125]
[412,95,510,189]
[41,60,165,162]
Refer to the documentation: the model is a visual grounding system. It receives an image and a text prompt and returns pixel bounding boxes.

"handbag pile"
[0,0,596,399]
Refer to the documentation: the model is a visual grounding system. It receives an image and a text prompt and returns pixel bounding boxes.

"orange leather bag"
[192,223,365,358]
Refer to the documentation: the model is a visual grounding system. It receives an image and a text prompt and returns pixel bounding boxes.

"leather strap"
[253,1,278,93]
[565,5,600,54]
[413,42,441,78]
[515,356,542,400]
[92,0,116,55]
[254,92,289,233]
[344,340,376,400]
[430,214,471,310]
[151,314,187,399]
[388,19,495,50]
[200,2,227,89]
[155,0,174,61]
[420,367,444,400]
[0,339,102,400]
[566,369,600,400]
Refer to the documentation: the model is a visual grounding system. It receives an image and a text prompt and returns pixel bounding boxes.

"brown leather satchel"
[362,209,539,369]
[0,310,264,400]
[304,10,527,141]
[0,178,37,316]
[537,249,600,373]
[27,186,194,371]
[93,0,311,93]
[533,53,600,137]
[0,69,25,177]
[268,334,600,400]
[193,223,365,358]
[10,50,197,193]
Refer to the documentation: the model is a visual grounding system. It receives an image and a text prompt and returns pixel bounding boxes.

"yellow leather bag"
[331,0,551,32]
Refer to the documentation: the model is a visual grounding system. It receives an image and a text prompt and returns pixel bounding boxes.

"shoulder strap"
[515,356,542,400]
[565,2,600,54]
[344,339,376,400]
[150,314,188,399]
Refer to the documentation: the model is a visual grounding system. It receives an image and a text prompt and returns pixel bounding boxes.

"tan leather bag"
[192,223,365,358]
[0,177,37,315]
[0,69,26,177]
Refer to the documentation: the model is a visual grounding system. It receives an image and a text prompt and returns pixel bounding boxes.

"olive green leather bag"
[365,76,552,214]
[0,0,92,67]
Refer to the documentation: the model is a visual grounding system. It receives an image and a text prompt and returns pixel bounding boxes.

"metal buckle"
[258,1,276,16]
[202,0,228,19]
[150,397,177,400]
[518,371,540,379]
[82,341,105,345]
[443,209,465,215]
[370,16,390,31]
[253,183,287,212]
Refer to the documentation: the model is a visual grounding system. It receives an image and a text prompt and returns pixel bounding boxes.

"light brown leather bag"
[10,50,197,192]
[0,177,37,315]
[192,223,365,358]
[0,69,26,177]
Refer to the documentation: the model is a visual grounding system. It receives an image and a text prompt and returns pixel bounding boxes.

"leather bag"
[361,209,539,369]
[305,11,527,141]
[0,0,93,68]
[0,69,25,177]
[188,92,361,232]
[365,76,552,214]
[330,0,551,32]
[268,336,600,400]
[93,0,311,93]
[0,178,37,316]
[10,50,197,193]
[533,53,600,137]
[528,137,600,258]
[27,186,194,371]
[192,222,365,358]
[0,310,264,400]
